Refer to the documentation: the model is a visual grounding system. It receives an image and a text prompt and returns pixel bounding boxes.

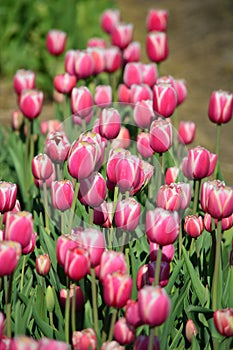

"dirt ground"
[0,0,232,182]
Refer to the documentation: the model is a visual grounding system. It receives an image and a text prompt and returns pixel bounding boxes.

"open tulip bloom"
[0,5,233,350]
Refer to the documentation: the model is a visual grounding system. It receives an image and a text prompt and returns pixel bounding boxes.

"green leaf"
[32,306,54,338]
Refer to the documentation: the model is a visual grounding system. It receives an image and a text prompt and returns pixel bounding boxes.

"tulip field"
[0,5,233,350]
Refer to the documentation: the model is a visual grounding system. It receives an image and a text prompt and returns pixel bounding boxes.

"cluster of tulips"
[0,6,233,350]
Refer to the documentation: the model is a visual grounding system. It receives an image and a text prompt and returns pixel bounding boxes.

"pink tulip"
[149,242,175,262]
[94,85,112,108]
[118,84,131,104]
[146,31,169,63]
[208,90,233,124]
[74,50,94,79]
[125,300,142,328]
[36,254,51,277]
[40,119,62,135]
[114,197,141,232]
[64,50,78,75]
[51,180,74,212]
[149,118,173,153]
[13,69,36,95]
[19,89,43,119]
[72,328,97,350]
[56,235,79,267]
[45,131,70,163]
[172,79,187,106]
[130,84,153,105]
[99,108,121,140]
[123,63,142,87]
[205,184,233,219]
[178,121,196,145]
[31,153,53,180]
[185,320,198,343]
[99,251,127,282]
[78,131,105,171]
[146,9,168,32]
[64,247,90,281]
[71,86,93,118]
[146,208,180,246]
[133,100,154,129]
[214,308,233,337]
[0,241,21,276]
[134,335,160,350]
[111,23,133,50]
[60,284,84,312]
[103,272,132,308]
[138,285,170,326]
[156,183,183,211]
[153,83,177,118]
[93,201,114,228]
[46,29,67,56]
[136,261,170,289]
[141,63,158,87]
[87,37,107,48]
[176,182,192,210]
[204,212,233,232]
[113,318,135,345]
[54,73,76,94]
[88,47,106,75]
[200,180,224,213]
[111,126,131,149]
[5,211,33,249]
[165,166,179,185]
[0,181,17,213]
[184,215,204,238]
[11,110,23,131]
[104,47,122,73]
[78,172,106,208]
[123,41,141,63]
[100,9,120,34]
[137,132,155,158]
[34,165,56,189]
[73,228,105,267]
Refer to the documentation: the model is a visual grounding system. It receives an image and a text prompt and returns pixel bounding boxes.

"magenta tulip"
[13,69,36,95]
[46,29,67,56]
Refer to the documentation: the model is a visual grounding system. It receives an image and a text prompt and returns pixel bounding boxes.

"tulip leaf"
[32,306,54,338]
[182,247,209,306]
[166,259,184,294]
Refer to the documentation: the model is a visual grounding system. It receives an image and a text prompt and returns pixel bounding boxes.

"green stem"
[90,268,99,335]
[212,220,222,311]
[20,255,27,292]
[214,124,222,179]
[65,280,71,344]
[68,181,80,233]
[71,284,77,333]
[148,328,155,350]
[108,308,118,341]
[153,245,162,286]
[5,274,14,337]
[195,237,201,277]
[49,311,55,328]
[43,181,50,235]
[61,211,65,234]
[0,214,3,229]
[192,179,201,215]
[178,221,183,260]
[89,206,94,226]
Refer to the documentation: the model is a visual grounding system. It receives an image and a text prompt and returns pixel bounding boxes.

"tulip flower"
[146,31,169,63]
[64,247,90,281]
[114,197,141,232]
[51,180,74,212]
[214,308,233,337]
[74,50,94,79]
[146,9,168,32]
[36,254,51,277]
[0,181,17,214]
[45,131,70,163]
[149,242,175,262]
[141,63,158,87]
[78,172,106,208]
[71,86,93,118]
[123,62,142,87]
[152,83,177,118]
[65,50,78,75]
[133,100,154,129]
[184,215,204,238]
[130,84,153,105]
[111,23,133,50]
[156,183,183,211]
[31,153,54,180]
[104,47,122,73]
[136,260,170,289]
[0,241,21,276]
[137,132,155,158]
[208,90,233,124]
[103,272,133,308]
[38,338,70,350]
[204,212,233,232]
[99,108,121,140]
[118,84,131,104]
[123,41,141,63]
[72,328,97,350]
[165,166,179,185]
[54,73,76,94]
[113,317,135,345]
[185,319,198,343]
[5,211,33,249]
[178,121,196,145]
[60,284,85,312]
[11,110,23,131]
[149,118,173,154]
[94,85,112,108]
[87,37,107,48]
[100,9,120,34]
[46,29,67,56]
[19,89,43,120]
[99,251,127,282]
[13,69,36,95]
[56,235,79,267]
[88,47,106,75]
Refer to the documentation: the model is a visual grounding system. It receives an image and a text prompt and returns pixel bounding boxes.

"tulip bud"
[125,300,142,328]
[64,247,90,281]
[114,197,141,232]
[111,23,133,50]
[214,308,233,337]
[36,254,51,277]
[31,153,53,181]
[208,90,233,124]
[146,9,168,32]
[72,328,97,350]
[51,180,74,212]
[146,208,180,246]
[146,31,169,63]
[113,317,135,345]
[133,100,154,129]
[134,335,160,350]
[123,63,142,87]
[0,241,21,276]
[99,251,127,282]
[200,180,225,213]
[130,84,153,105]
[0,181,17,213]
[54,73,76,94]
[156,183,183,211]
[94,85,112,108]
[138,285,170,326]
[137,132,155,158]
[45,131,70,163]
[100,9,120,34]
[205,184,233,219]
[46,29,67,56]
[184,215,204,238]
[178,121,196,145]
[60,284,85,312]
[123,41,141,63]
[99,108,121,140]
[185,319,198,343]
[103,272,133,308]
[71,86,93,118]
[56,235,79,267]
[104,47,122,73]
[78,172,106,208]
[11,110,23,132]
[65,50,78,75]
[165,166,179,185]
[46,286,55,312]
[172,79,187,106]
[87,37,107,48]
[74,50,94,79]
[149,118,173,154]
[19,89,43,119]
[5,211,33,249]
[153,83,177,118]
[141,63,158,87]
[111,126,131,149]
[13,69,36,95]
[118,84,131,104]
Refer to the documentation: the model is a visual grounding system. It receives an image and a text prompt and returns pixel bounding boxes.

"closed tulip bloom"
[185,319,198,343]
[172,79,187,106]
[103,272,133,308]
[146,9,168,32]
[118,84,131,104]
[156,183,183,211]
[0,181,17,213]
[149,118,173,153]
[123,63,142,87]
[137,132,155,158]
[133,100,154,129]
[146,31,169,63]
[178,121,196,145]
[200,180,224,213]
[64,247,90,281]
[214,308,233,337]
[5,211,33,249]
[45,131,70,163]
[13,69,36,95]
[38,338,69,350]
[100,9,120,34]
[11,109,23,131]
[31,153,53,180]
[0,241,21,276]
[206,185,233,219]
[40,119,62,135]
[88,47,106,75]
[104,47,122,73]
[165,166,179,185]
[153,83,177,118]
[78,131,105,171]
[125,300,143,328]
[65,50,78,76]
[150,242,175,262]
[101,341,124,350]
[141,63,158,87]
[72,328,97,350]
[113,318,135,345]
[123,41,141,63]
[111,126,131,149]
[94,85,112,108]
[111,23,133,50]
[134,335,160,350]
[146,207,180,245]
[34,165,56,189]
[71,86,93,118]
[19,89,43,119]
[114,155,142,193]
[60,284,84,312]
[184,215,204,238]
[99,108,121,140]
[56,235,79,267]
[176,182,192,210]
[78,172,106,208]
[136,261,170,289]
[208,90,233,124]
[114,197,141,232]
[51,180,74,212]
[130,84,153,105]
[74,50,94,79]
[54,73,76,94]
[87,37,107,48]
[138,285,170,326]
[36,254,51,277]
[46,29,67,56]
[93,201,114,228]
[74,228,105,267]
[99,251,127,282]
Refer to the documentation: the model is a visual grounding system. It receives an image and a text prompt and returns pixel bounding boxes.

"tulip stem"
[43,182,50,235]
[68,181,80,233]
[108,308,118,342]
[20,255,27,292]
[0,214,3,229]
[192,179,201,215]
[212,220,222,311]
[89,207,94,226]
[214,124,222,179]
[65,279,71,343]
[90,268,99,335]
[148,328,155,350]
[71,284,77,333]
[178,222,183,260]
[5,274,13,337]
[153,245,162,286]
